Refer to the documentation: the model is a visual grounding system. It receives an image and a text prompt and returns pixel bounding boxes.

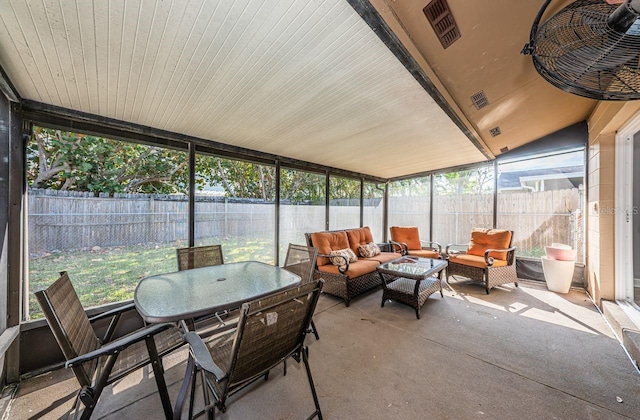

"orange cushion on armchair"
[389,226,421,250]
[467,229,512,260]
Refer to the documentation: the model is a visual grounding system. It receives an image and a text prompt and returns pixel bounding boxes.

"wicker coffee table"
[377,256,448,319]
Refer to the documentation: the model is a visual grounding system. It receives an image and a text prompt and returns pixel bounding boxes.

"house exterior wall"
[587,102,640,305]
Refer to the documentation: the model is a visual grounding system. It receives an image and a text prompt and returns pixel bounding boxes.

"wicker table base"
[381,276,443,319]
[377,256,448,319]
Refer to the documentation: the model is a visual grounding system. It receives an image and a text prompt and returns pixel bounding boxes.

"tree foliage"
[434,167,493,195]
[28,127,382,203]
[28,127,491,202]
[28,127,187,194]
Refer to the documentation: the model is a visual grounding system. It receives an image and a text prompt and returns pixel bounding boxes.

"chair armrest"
[389,241,408,255]
[318,253,349,274]
[66,322,179,368]
[184,331,227,382]
[88,302,136,323]
[376,242,394,253]
[483,246,517,266]
[420,241,442,254]
[445,243,468,254]
[89,302,138,344]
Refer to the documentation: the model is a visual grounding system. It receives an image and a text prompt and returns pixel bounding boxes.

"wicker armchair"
[178,280,324,419]
[390,226,442,258]
[35,272,184,420]
[176,244,224,270]
[445,228,518,294]
[283,243,320,340]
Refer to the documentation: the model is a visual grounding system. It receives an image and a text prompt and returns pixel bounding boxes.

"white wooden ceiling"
[0,0,488,179]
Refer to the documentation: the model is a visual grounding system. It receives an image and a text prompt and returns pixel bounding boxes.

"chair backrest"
[467,229,514,260]
[226,280,323,388]
[283,244,318,284]
[389,226,421,250]
[176,244,224,270]
[35,272,100,387]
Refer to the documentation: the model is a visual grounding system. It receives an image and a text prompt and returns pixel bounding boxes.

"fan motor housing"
[526,0,640,101]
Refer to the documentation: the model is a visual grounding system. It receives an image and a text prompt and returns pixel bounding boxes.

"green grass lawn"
[28,238,273,320]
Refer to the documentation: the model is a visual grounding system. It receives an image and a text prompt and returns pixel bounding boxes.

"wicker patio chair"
[176,244,224,270]
[35,271,184,420]
[445,228,518,294]
[283,243,320,340]
[390,226,442,258]
[178,280,324,419]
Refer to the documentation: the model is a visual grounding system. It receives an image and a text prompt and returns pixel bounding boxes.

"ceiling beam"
[0,64,20,103]
[346,0,492,160]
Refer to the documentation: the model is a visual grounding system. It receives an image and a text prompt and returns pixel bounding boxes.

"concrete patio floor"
[6,279,640,419]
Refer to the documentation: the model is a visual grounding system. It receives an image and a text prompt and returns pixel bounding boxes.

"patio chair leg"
[174,354,194,420]
[78,387,96,420]
[189,360,198,420]
[79,353,118,420]
[302,346,323,420]
[309,320,320,340]
[202,369,213,419]
[145,336,173,420]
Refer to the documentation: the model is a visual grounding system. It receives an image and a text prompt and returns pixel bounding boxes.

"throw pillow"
[329,248,358,266]
[358,242,381,258]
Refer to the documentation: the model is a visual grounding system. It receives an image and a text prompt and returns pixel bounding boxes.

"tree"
[388,177,430,197]
[433,167,493,195]
[28,127,188,195]
[28,127,384,204]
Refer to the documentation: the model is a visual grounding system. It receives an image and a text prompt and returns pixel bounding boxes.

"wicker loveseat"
[305,226,402,306]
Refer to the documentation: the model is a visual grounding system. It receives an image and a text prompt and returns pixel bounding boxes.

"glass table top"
[377,256,448,279]
[134,261,301,323]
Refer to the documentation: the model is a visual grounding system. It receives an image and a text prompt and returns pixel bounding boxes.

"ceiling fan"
[522,0,640,100]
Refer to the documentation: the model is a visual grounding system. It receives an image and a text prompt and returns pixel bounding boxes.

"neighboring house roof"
[498,166,584,190]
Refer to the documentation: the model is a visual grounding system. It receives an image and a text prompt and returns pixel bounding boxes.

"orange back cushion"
[311,231,350,266]
[389,226,421,250]
[468,229,512,260]
[346,227,374,255]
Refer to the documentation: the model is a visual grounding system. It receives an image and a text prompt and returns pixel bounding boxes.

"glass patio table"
[135,261,301,418]
[134,261,301,324]
[377,256,448,319]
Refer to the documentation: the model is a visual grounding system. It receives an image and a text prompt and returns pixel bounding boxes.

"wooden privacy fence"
[389,188,583,262]
[28,188,583,262]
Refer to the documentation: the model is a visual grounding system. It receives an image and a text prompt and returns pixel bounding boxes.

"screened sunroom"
[0,1,639,419]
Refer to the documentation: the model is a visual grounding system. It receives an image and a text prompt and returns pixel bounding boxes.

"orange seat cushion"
[346,227,375,256]
[449,253,508,269]
[407,249,440,259]
[467,229,512,260]
[317,259,380,279]
[360,251,401,264]
[389,226,421,250]
[311,231,350,266]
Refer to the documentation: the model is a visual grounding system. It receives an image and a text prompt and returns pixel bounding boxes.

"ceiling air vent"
[470,91,489,110]
[489,127,502,137]
[500,146,509,153]
[423,0,461,49]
